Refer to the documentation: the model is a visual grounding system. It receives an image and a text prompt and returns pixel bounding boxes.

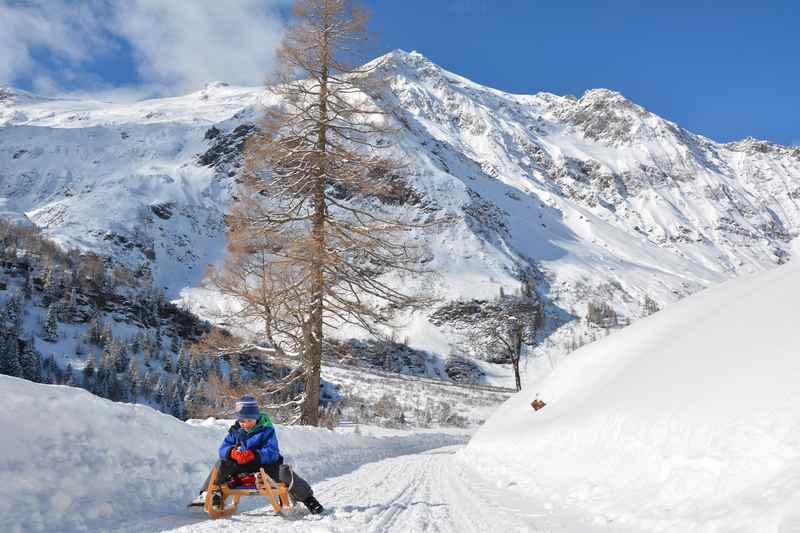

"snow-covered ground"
[0,372,621,533]
[0,375,465,533]
[5,251,800,532]
[466,247,800,532]
[121,445,631,533]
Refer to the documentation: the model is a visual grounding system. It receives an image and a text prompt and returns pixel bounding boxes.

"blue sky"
[1,0,797,145]
[366,0,799,145]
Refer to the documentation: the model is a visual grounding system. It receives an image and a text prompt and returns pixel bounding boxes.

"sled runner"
[203,464,294,519]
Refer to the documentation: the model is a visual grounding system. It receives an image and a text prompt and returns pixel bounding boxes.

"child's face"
[240,418,257,430]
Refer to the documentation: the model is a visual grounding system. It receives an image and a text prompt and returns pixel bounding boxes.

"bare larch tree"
[197,0,436,425]
[471,282,544,392]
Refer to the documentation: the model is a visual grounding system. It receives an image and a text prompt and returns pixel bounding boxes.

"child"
[194,395,324,514]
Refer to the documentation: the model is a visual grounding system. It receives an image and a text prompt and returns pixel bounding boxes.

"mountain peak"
[580,88,627,103]
[577,88,648,116]
[367,48,439,74]
[376,48,431,63]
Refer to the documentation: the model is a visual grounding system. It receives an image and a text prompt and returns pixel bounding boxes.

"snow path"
[113,446,625,533]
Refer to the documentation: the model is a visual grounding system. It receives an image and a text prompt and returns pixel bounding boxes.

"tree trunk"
[301,9,331,426]
[512,326,523,392]
[512,358,522,392]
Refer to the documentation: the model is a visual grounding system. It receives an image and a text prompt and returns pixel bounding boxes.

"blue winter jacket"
[219,412,280,465]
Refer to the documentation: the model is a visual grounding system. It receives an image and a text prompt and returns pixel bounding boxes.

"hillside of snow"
[4,50,800,383]
[466,251,800,532]
[0,375,465,533]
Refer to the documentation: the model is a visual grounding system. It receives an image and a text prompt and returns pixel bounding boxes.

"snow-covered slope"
[0,197,33,226]
[0,374,464,533]
[465,253,800,532]
[3,51,800,377]
[371,52,800,307]
[0,83,254,292]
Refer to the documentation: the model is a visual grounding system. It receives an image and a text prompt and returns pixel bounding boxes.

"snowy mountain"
[3,51,800,384]
[466,243,800,532]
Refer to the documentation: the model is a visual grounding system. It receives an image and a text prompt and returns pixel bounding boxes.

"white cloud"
[112,0,286,94]
[0,1,112,88]
[0,0,286,98]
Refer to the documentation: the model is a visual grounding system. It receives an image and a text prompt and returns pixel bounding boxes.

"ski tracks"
[144,446,566,533]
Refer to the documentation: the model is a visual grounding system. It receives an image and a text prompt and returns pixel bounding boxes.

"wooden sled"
[204,465,294,519]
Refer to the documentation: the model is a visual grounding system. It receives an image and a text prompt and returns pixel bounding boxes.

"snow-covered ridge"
[0,83,264,128]
[2,50,800,381]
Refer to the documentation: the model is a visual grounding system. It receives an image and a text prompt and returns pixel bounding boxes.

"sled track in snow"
[127,446,622,533]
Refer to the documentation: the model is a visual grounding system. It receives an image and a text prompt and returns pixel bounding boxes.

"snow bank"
[466,260,800,532]
[0,376,464,533]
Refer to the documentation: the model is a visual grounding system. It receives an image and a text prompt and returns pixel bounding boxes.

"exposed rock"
[444,355,484,384]
[150,202,175,220]
[198,124,256,169]
[324,338,443,379]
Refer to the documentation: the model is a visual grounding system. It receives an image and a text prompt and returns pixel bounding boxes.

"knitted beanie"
[234,395,260,420]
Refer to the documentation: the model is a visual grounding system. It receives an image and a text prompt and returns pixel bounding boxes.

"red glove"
[230,447,256,465]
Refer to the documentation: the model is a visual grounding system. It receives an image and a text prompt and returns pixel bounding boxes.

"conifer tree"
[83,358,96,388]
[141,368,156,397]
[87,316,104,346]
[0,334,22,377]
[44,354,60,384]
[43,266,62,306]
[107,369,123,401]
[42,304,59,342]
[94,362,110,397]
[189,352,207,381]
[4,291,23,333]
[100,321,114,348]
[170,383,186,419]
[130,333,142,355]
[163,353,173,373]
[65,287,78,321]
[200,0,438,425]
[127,360,141,399]
[22,270,33,299]
[115,339,130,373]
[177,347,190,380]
[19,343,41,382]
[153,375,167,405]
